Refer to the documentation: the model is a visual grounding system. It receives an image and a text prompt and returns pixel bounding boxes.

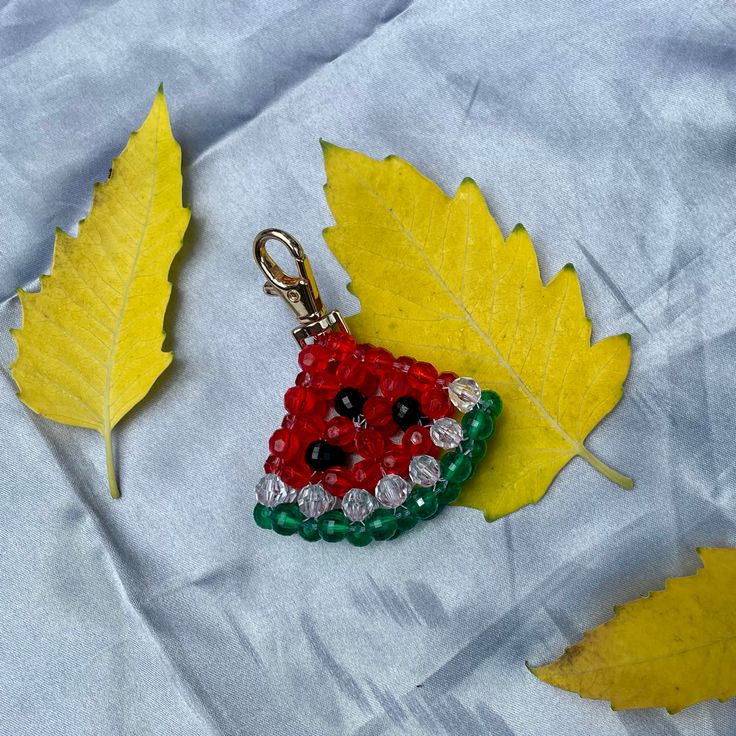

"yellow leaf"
[321,143,632,519]
[10,87,190,499]
[530,548,736,712]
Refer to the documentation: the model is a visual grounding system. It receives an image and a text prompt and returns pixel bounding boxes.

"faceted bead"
[365,508,398,540]
[317,510,350,542]
[448,377,482,413]
[281,462,312,490]
[299,517,321,542]
[305,440,347,471]
[355,429,385,459]
[284,385,322,416]
[295,370,311,387]
[380,370,409,401]
[394,355,415,373]
[336,358,369,390]
[363,396,393,427]
[408,361,438,390]
[271,503,304,535]
[352,459,382,491]
[394,505,418,531]
[438,371,459,387]
[392,395,423,430]
[429,417,464,449]
[311,371,341,397]
[334,387,365,419]
[375,473,411,508]
[255,473,290,507]
[406,488,439,519]
[365,346,395,372]
[380,447,411,476]
[461,438,487,463]
[409,454,441,487]
[342,488,376,522]
[298,343,330,373]
[439,451,473,484]
[462,408,495,441]
[321,467,353,498]
[352,342,373,361]
[324,416,357,447]
[298,483,333,517]
[421,386,451,419]
[347,524,373,547]
[268,428,301,460]
[435,480,462,506]
[264,454,284,475]
[401,425,435,456]
[253,503,273,529]
[480,389,503,417]
[324,331,356,359]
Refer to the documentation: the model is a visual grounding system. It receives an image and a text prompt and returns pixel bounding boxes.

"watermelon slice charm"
[252,229,502,546]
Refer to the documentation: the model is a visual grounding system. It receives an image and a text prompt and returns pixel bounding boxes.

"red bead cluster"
[264,332,457,499]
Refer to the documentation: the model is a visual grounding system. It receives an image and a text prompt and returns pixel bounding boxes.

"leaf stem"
[578,446,633,489]
[104,427,120,499]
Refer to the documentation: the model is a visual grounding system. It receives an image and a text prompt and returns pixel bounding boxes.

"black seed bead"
[305,440,347,471]
[334,387,365,419]
[392,395,423,430]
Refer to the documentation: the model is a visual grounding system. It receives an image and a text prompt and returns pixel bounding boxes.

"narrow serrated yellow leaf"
[531,548,736,712]
[10,88,190,498]
[321,143,632,519]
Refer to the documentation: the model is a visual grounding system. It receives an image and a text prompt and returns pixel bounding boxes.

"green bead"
[317,510,350,542]
[347,523,373,547]
[253,503,273,530]
[462,408,495,441]
[480,389,502,417]
[365,509,398,541]
[440,450,473,483]
[460,439,487,463]
[271,503,304,536]
[435,481,462,506]
[406,487,439,519]
[395,505,418,532]
[299,517,320,542]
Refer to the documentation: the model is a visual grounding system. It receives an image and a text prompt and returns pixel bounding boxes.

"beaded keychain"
[251,229,502,546]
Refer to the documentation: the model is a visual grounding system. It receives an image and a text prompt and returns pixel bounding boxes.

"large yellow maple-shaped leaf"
[10,88,190,498]
[322,143,631,519]
[531,548,736,712]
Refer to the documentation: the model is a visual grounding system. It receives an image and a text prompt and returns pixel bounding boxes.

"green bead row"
[253,390,501,545]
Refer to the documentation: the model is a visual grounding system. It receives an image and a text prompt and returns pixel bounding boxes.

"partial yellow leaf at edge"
[531,548,736,712]
[321,143,632,519]
[10,88,190,498]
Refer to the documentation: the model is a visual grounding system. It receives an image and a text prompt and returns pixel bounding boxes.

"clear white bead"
[298,483,333,518]
[255,473,290,507]
[409,455,441,487]
[375,474,411,508]
[285,484,298,503]
[448,377,482,412]
[342,488,375,522]
[430,417,464,449]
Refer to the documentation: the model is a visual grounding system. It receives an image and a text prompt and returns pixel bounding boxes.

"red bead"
[421,386,452,419]
[363,395,393,427]
[295,370,312,387]
[408,361,438,390]
[311,372,341,397]
[281,462,312,489]
[354,429,385,459]
[268,428,301,459]
[353,342,374,361]
[336,358,369,390]
[264,454,284,474]
[284,386,322,416]
[322,467,353,497]
[286,415,325,443]
[352,460,382,491]
[379,370,409,401]
[298,343,330,373]
[381,447,411,475]
[401,425,436,456]
[438,371,459,387]
[324,416,357,448]
[365,346,395,372]
[394,355,415,373]
[325,331,356,359]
